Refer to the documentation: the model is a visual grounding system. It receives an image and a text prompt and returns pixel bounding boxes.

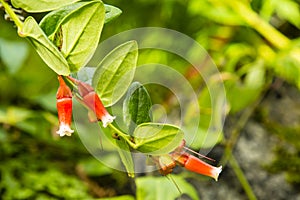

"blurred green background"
[1,0,300,199]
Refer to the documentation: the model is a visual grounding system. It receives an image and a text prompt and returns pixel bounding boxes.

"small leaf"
[123,82,152,134]
[104,4,122,23]
[39,3,86,41]
[115,138,135,177]
[40,1,105,72]
[136,175,199,200]
[273,0,300,28]
[92,41,138,107]
[133,123,184,155]
[19,17,70,75]
[11,0,81,12]
[99,122,135,177]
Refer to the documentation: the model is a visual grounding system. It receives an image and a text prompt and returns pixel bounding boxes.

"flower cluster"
[155,140,222,181]
[55,76,115,137]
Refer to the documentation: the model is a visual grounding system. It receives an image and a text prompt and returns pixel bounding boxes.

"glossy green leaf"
[104,4,122,23]
[19,17,70,75]
[92,41,138,107]
[39,3,85,41]
[123,82,152,134]
[40,3,118,41]
[40,1,105,72]
[11,0,81,12]
[136,175,199,200]
[115,138,135,177]
[133,123,184,155]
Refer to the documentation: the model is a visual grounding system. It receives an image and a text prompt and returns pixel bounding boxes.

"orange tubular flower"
[169,140,222,181]
[68,77,115,127]
[171,152,222,181]
[56,76,74,137]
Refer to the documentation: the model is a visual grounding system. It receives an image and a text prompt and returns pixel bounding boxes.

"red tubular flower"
[56,76,74,137]
[68,76,115,127]
[168,139,222,181]
[172,152,222,181]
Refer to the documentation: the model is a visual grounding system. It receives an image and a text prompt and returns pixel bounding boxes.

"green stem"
[0,0,23,30]
[108,123,135,148]
[229,155,257,200]
[224,0,290,49]
[64,76,78,90]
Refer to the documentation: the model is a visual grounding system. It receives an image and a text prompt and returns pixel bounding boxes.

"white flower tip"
[101,114,116,128]
[56,124,74,137]
[212,165,222,181]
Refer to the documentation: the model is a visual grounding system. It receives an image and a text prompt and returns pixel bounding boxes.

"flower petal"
[56,123,74,137]
[101,113,116,127]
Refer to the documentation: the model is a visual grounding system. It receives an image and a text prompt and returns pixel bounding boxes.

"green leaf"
[92,41,138,107]
[104,4,122,23]
[40,1,105,72]
[39,3,85,41]
[123,82,152,134]
[136,175,199,200]
[19,16,70,75]
[11,0,81,12]
[225,83,263,113]
[99,122,135,177]
[133,123,184,155]
[272,0,300,28]
[115,137,135,178]
[272,46,300,89]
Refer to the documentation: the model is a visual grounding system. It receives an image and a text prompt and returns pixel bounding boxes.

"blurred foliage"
[1,0,300,199]
[256,92,300,185]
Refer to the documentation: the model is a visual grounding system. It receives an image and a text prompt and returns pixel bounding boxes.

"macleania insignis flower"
[68,76,115,127]
[172,152,222,181]
[56,76,74,137]
[170,140,222,181]
[154,140,222,181]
